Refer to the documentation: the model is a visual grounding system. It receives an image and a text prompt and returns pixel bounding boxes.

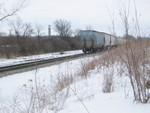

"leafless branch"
[0,0,27,21]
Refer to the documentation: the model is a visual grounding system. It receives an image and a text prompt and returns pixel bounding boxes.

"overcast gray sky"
[1,0,150,36]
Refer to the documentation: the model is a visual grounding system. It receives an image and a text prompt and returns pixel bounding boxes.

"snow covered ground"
[0,51,149,113]
[0,50,82,67]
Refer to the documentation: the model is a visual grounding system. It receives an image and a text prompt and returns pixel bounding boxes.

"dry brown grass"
[78,39,150,101]
[55,75,74,91]
[79,58,98,78]
[104,39,150,103]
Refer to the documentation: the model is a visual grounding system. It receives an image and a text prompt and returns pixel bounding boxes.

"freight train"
[80,30,126,53]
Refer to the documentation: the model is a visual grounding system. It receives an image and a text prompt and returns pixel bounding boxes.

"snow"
[0,51,150,113]
[60,94,149,113]
[0,50,82,67]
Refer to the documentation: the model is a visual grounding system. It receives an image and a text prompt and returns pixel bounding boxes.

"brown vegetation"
[100,39,150,102]
[77,38,150,102]
[0,36,81,58]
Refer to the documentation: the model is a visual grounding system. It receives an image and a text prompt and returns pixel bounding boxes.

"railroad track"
[0,53,87,77]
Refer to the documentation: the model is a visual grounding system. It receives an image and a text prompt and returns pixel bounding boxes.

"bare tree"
[34,24,44,53]
[10,18,34,37]
[74,28,81,37]
[11,17,24,37]
[0,0,27,21]
[115,0,131,37]
[115,0,150,103]
[53,19,72,38]
[35,25,43,38]
[106,4,116,36]
[23,23,34,37]
[10,18,34,55]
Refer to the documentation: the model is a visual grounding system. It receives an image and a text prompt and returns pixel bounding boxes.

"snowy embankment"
[0,50,150,113]
[0,50,82,67]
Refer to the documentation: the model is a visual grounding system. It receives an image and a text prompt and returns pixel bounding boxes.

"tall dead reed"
[111,39,150,103]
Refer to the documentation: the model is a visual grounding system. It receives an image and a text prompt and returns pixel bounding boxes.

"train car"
[117,37,126,45]
[79,30,125,53]
[80,30,104,53]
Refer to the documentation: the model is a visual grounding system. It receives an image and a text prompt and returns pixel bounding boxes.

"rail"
[0,53,86,77]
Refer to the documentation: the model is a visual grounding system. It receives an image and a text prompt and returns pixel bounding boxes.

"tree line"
[0,18,81,58]
[0,0,82,58]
